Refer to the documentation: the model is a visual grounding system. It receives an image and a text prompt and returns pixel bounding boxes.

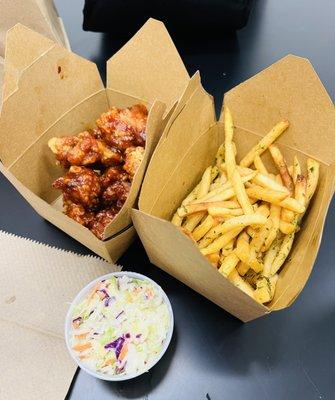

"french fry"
[171,184,200,225]
[269,274,279,298]
[292,156,301,185]
[228,269,255,297]
[208,207,244,217]
[281,208,295,223]
[246,186,288,203]
[231,170,254,214]
[269,144,294,193]
[183,212,205,232]
[271,233,295,275]
[279,220,296,234]
[279,197,305,213]
[210,172,227,190]
[180,200,242,217]
[250,217,273,253]
[253,155,268,175]
[262,203,281,251]
[254,276,273,304]
[295,174,307,206]
[215,144,225,168]
[252,172,290,194]
[171,213,183,226]
[200,228,242,255]
[198,166,212,198]
[219,252,240,277]
[246,226,256,238]
[206,252,220,268]
[236,261,250,276]
[256,204,271,218]
[240,120,289,167]
[221,240,235,256]
[194,176,255,203]
[207,214,267,238]
[306,158,320,203]
[192,215,216,241]
[235,232,263,273]
[237,166,255,176]
[210,165,220,182]
[262,238,281,277]
[244,269,258,286]
[224,107,236,179]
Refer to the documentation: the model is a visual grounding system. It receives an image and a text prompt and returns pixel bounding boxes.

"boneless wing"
[123,146,145,177]
[48,131,123,167]
[52,166,101,210]
[96,104,147,150]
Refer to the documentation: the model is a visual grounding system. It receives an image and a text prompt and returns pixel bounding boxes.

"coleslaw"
[69,275,171,377]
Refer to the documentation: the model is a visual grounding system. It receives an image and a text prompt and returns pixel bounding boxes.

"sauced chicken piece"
[52,166,101,210]
[63,199,95,227]
[100,166,130,188]
[48,131,123,167]
[100,166,131,208]
[123,146,145,177]
[102,181,131,208]
[96,104,147,150]
[89,206,121,240]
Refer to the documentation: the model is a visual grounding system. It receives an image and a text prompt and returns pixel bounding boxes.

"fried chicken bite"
[89,206,121,240]
[48,131,123,167]
[123,146,145,177]
[102,181,131,208]
[96,104,147,150]
[99,166,131,208]
[63,199,95,227]
[100,166,130,188]
[52,166,101,210]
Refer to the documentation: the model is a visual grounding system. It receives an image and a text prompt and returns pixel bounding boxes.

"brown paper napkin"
[0,230,120,400]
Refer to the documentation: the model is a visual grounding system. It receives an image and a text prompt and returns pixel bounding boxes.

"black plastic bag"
[83,0,254,39]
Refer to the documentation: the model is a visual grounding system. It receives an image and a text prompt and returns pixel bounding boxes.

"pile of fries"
[171,108,319,304]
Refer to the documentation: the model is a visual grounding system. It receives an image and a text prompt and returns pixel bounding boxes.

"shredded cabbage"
[69,275,170,376]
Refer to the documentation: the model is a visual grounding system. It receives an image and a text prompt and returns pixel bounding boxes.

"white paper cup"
[65,271,174,381]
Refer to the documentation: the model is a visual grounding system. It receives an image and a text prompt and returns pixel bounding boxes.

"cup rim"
[65,271,174,381]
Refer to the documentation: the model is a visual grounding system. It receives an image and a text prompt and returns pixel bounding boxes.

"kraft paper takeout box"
[0,19,189,262]
[132,55,335,322]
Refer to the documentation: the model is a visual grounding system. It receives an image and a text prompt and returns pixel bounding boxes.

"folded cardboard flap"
[223,55,335,165]
[2,24,56,101]
[0,39,103,167]
[0,0,61,57]
[107,18,189,114]
[135,56,335,321]
[139,73,216,214]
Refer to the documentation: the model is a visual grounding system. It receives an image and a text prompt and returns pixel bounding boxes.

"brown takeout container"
[132,55,335,322]
[0,19,189,262]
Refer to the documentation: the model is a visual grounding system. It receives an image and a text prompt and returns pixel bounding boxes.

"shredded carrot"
[74,332,89,340]
[102,358,115,367]
[118,343,128,362]
[73,342,92,352]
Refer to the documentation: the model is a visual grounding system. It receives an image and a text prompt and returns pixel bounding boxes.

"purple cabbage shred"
[104,336,125,359]
[115,310,124,319]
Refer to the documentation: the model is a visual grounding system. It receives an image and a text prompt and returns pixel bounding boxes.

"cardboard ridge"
[133,55,335,322]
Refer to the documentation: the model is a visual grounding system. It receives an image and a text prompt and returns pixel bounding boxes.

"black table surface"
[1,0,335,399]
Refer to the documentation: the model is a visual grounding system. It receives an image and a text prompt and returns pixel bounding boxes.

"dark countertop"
[1,0,335,399]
